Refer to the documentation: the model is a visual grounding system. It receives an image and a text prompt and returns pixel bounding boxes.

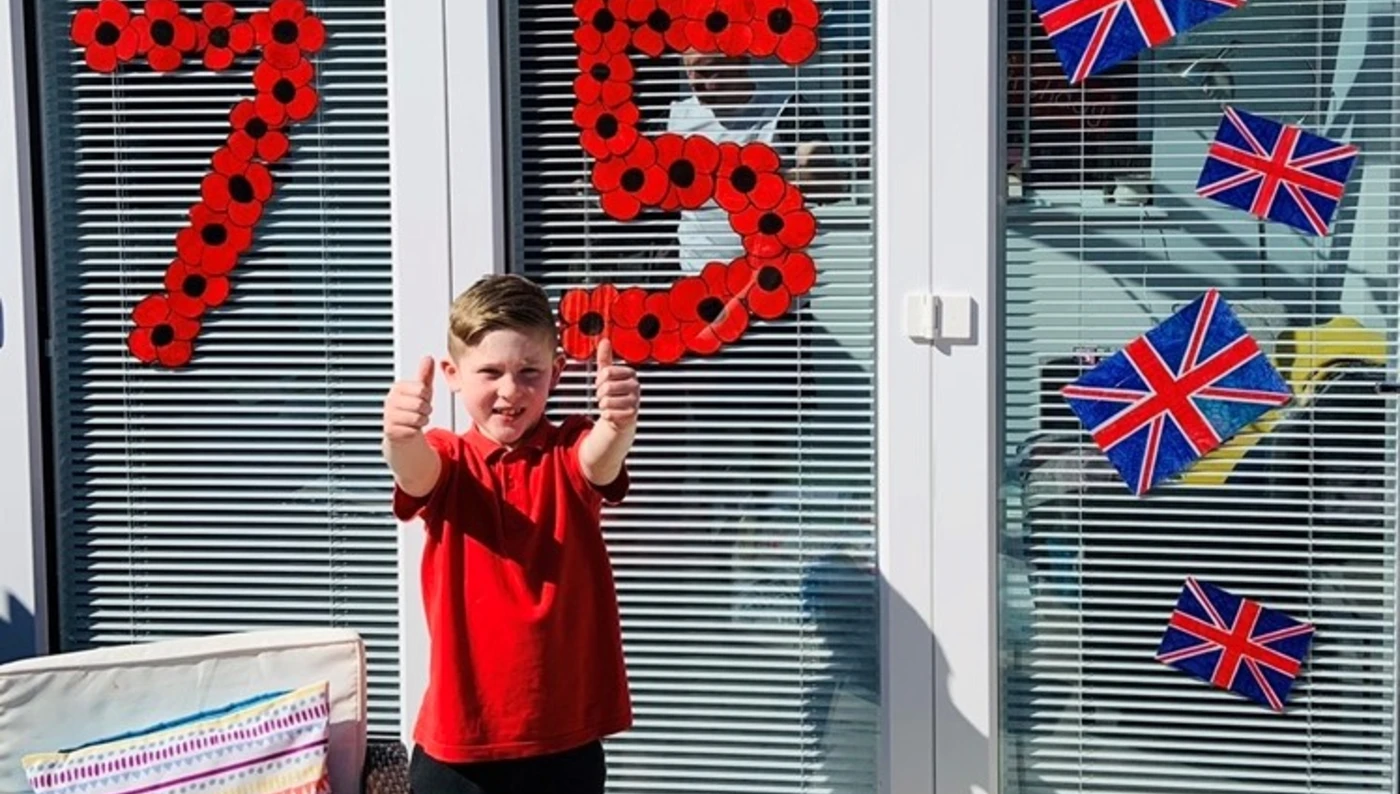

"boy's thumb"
[416,355,435,388]
[596,338,614,369]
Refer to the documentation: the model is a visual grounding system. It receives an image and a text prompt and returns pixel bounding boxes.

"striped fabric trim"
[22,681,330,794]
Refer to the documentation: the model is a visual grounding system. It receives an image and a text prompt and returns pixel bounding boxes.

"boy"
[382,274,640,794]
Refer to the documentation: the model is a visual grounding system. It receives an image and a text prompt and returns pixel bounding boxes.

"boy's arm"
[382,355,443,496]
[579,340,639,487]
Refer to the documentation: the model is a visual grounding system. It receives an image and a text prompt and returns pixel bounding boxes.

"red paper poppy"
[750,0,819,65]
[129,0,198,72]
[559,283,620,359]
[176,203,253,274]
[626,0,690,57]
[684,0,754,57]
[670,260,750,355]
[611,288,684,363]
[591,138,668,221]
[164,259,231,319]
[574,100,641,160]
[195,2,255,71]
[575,50,634,107]
[253,57,319,125]
[574,0,631,54]
[655,134,720,211]
[228,99,290,163]
[731,184,816,258]
[202,147,274,227]
[726,251,815,319]
[70,0,141,73]
[716,141,786,213]
[128,293,201,367]
[250,0,327,70]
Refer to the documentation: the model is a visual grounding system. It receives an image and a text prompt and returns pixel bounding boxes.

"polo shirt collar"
[465,416,556,461]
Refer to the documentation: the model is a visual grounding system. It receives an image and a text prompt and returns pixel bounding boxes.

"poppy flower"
[164,259,231,319]
[129,0,198,72]
[201,147,274,227]
[574,100,640,160]
[670,260,750,355]
[128,293,200,367]
[228,99,289,163]
[611,288,684,363]
[654,133,720,211]
[626,0,690,57]
[684,0,754,57]
[716,141,786,213]
[575,50,634,107]
[559,283,620,359]
[253,57,319,125]
[574,0,631,54]
[731,184,816,257]
[591,138,668,221]
[726,251,815,319]
[250,0,326,70]
[70,0,141,73]
[176,203,253,274]
[195,2,255,71]
[749,0,819,65]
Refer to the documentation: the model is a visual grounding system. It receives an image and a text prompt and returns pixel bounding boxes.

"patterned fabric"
[21,681,330,794]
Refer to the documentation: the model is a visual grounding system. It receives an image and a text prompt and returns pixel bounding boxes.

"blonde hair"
[447,274,558,358]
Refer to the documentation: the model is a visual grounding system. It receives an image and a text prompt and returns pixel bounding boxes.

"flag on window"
[1061,289,1292,495]
[1032,0,1247,84]
[1196,106,1359,237]
[1156,577,1315,712]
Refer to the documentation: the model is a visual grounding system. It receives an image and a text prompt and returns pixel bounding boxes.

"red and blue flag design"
[1196,106,1359,237]
[1061,289,1292,495]
[1156,577,1315,712]
[1032,0,1247,84]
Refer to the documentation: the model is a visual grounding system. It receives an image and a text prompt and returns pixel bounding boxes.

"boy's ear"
[549,352,566,391]
[440,357,460,392]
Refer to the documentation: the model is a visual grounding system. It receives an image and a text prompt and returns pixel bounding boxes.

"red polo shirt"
[392,414,633,763]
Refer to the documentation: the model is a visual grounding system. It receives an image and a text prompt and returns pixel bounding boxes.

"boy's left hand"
[595,339,639,430]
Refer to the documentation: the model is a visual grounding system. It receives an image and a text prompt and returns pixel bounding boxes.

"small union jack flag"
[1061,289,1292,495]
[1032,0,1247,84]
[1196,106,1360,237]
[1156,577,1315,712]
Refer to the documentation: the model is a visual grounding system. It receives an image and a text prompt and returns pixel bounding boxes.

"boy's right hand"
[383,355,436,442]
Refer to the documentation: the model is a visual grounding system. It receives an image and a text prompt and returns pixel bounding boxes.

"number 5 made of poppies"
[70,0,324,368]
[562,0,822,365]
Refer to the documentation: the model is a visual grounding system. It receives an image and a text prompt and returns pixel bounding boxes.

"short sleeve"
[391,428,459,522]
[559,415,631,507]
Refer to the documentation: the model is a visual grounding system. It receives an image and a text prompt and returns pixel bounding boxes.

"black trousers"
[408,742,606,794]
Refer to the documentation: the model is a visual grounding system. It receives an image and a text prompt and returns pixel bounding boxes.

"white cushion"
[0,629,366,794]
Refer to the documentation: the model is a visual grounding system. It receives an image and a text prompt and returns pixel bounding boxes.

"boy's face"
[443,327,565,448]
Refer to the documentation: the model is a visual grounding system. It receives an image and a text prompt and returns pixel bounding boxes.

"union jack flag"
[1032,0,1247,84]
[1061,289,1291,495]
[1156,577,1315,712]
[1196,106,1359,237]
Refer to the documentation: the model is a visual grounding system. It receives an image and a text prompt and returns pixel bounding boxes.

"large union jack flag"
[1032,0,1246,84]
[1061,289,1292,495]
[1196,106,1360,237]
[1156,577,1315,712]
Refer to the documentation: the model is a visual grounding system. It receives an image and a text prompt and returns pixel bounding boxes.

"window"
[1001,1,1395,790]
[30,1,401,734]
[504,0,879,788]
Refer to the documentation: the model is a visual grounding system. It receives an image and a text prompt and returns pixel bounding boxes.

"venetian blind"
[504,1,878,791]
[31,1,401,734]
[1001,1,1397,791]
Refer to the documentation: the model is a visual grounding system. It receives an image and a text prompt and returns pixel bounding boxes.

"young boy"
[382,274,640,794]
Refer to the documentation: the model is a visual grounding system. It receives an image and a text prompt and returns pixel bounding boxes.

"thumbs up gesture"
[594,339,640,431]
[383,355,437,442]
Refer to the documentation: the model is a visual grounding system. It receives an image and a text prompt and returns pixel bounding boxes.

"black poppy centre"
[697,296,725,323]
[768,8,794,33]
[637,314,662,340]
[596,113,619,139]
[593,9,616,32]
[183,274,208,298]
[621,168,646,192]
[579,312,605,335]
[757,265,783,290]
[273,79,296,104]
[228,175,255,204]
[151,19,175,46]
[668,159,696,188]
[208,26,230,48]
[647,9,671,31]
[758,212,784,235]
[245,117,269,139]
[730,165,757,193]
[706,11,730,32]
[95,22,121,46]
[202,223,229,246]
[151,324,175,346]
[273,20,299,44]
[590,63,611,81]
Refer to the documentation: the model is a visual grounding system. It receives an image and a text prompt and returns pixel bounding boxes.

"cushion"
[21,681,330,794]
[0,629,366,794]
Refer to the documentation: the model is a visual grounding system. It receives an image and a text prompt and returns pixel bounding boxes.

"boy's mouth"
[492,407,525,419]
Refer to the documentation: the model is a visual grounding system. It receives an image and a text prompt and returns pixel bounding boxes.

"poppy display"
[670,261,751,356]
[610,288,685,364]
[749,0,820,65]
[228,99,290,163]
[70,0,141,73]
[195,2,255,71]
[253,56,319,124]
[684,0,755,57]
[626,0,689,56]
[731,184,816,258]
[655,134,720,211]
[574,0,632,54]
[128,294,201,367]
[250,0,326,69]
[130,0,198,72]
[202,147,275,227]
[591,139,668,221]
[559,284,621,360]
[727,251,815,320]
[164,259,232,319]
